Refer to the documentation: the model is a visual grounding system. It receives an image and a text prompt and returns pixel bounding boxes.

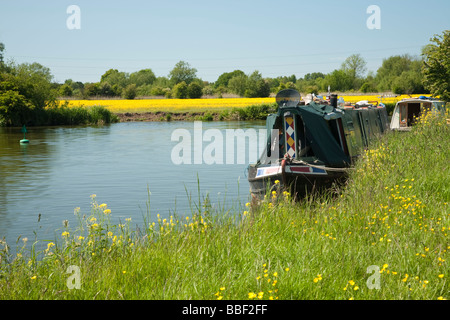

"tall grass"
[42,103,119,126]
[0,110,448,300]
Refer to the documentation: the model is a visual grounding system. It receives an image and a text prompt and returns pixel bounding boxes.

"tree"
[214,70,245,88]
[304,72,325,81]
[341,54,367,90]
[99,82,115,97]
[244,71,263,97]
[390,62,426,95]
[122,84,137,99]
[100,69,129,88]
[241,71,271,98]
[0,76,35,126]
[84,82,100,97]
[172,81,188,98]
[169,61,197,85]
[324,69,353,92]
[150,86,166,96]
[187,82,203,99]
[129,69,156,87]
[342,54,367,80]
[228,74,248,96]
[422,30,450,101]
[60,83,73,97]
[360,82,377,93]
[0,42,4,70]
[375,54,418,92]
[11,62,57,108]
[0,89,34,126]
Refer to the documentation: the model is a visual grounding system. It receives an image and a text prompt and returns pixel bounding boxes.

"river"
[0,121,265,247]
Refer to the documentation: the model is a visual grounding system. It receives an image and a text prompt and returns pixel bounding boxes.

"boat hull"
[247,163,346,200]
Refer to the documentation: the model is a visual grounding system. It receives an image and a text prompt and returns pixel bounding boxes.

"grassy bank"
[0,110,448,300]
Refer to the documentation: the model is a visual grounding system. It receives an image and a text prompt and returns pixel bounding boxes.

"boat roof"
[397,97,444,104]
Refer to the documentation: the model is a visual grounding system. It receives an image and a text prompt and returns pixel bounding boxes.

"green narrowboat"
[247,89,389,199]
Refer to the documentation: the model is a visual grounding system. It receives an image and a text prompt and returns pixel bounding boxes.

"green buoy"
[20,125,29,144]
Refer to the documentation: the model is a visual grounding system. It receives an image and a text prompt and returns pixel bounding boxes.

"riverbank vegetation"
[0,61,117,126]
[0,109,448,300]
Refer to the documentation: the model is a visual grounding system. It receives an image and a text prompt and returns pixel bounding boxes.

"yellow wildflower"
[313,274,323,283]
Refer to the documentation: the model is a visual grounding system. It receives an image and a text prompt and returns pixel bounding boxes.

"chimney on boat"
[330,94,338,108]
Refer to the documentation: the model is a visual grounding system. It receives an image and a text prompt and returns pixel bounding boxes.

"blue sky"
[0,0,449,83]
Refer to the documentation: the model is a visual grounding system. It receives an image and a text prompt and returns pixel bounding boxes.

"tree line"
[0,30,449,126]
[57,53,427,100]
[56,32,448,100]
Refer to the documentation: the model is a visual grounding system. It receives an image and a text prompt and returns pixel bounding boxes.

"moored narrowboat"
[389,96,448,131]
[247,89,389,199]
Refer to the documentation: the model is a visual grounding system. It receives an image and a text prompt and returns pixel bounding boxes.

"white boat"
[390,96,447,131]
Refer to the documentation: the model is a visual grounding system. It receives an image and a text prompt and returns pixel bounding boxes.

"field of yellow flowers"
[61,94,425,114]
[63,97,275,113]
[0,110,448,301]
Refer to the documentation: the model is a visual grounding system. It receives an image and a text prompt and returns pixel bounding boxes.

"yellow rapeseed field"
[337,94,425,104]
[62,97,275,113]
[61,94,428,113]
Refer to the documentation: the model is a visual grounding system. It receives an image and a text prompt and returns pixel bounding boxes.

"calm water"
[0,121,265,246]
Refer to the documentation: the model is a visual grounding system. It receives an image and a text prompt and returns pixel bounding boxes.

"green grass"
[0,110,449,300]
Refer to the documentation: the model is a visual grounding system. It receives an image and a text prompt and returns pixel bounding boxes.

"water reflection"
[0,121,265,246]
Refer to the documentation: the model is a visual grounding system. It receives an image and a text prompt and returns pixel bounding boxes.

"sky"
[0,0,449,84]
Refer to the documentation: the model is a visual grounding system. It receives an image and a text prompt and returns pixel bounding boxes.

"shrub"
[187,82,203,99]
[122,84,137,100]
[360,82,376,93]
[172,81,188,99]
[150,86,166,96]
